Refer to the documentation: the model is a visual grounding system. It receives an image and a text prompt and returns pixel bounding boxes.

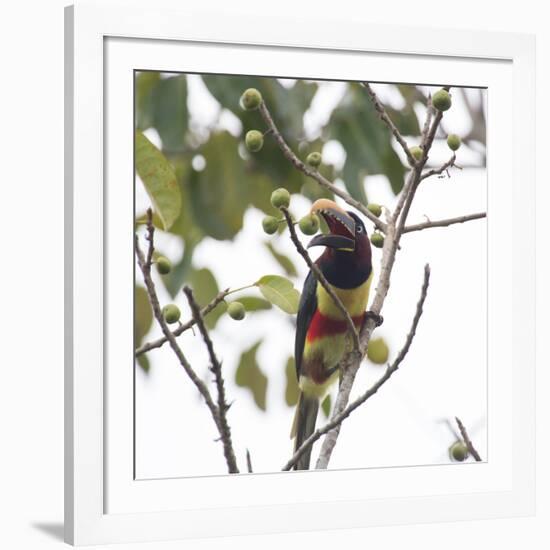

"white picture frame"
[65,0,536,545]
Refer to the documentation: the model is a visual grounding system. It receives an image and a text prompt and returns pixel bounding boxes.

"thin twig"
[284,264,431,471]
[362,82,417,167]
[280,206,361,351]
[183,286,239,473]
[403,212,486,234]
[455,416,482,462]
[246,449,253,473]
[394,90,450,239]
[258,101,386,233]
[420,154,457,180]
[135,210,235,473]
[136,290,228,356]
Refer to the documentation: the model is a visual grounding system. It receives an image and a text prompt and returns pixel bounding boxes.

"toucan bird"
[291,198,373,470]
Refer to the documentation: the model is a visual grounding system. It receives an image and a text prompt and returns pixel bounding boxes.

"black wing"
[295,270,318,379]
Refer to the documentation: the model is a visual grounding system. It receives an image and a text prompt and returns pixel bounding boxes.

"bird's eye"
[356,226,363,233]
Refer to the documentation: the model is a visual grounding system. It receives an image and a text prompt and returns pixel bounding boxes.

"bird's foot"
[365,311,384,327]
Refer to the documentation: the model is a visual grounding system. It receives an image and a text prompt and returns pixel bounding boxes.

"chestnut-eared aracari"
[291,199,373,470]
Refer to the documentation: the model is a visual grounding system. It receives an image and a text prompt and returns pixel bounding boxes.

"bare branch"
[135,209,236,473]
[421,94,434,142]
[257,101,387,233]
[183,286,239,473]
[280,206,361,351]
[455,416,482,462]
[362,82,417,167]
[420,154,457,181]
[403,212,486,234]
[284,264,431,471]
[136,289,229,356]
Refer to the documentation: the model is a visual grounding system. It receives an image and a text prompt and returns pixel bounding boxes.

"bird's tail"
[290,391,319,470]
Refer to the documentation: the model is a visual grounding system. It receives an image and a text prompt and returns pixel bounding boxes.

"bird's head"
[307,199,370,258]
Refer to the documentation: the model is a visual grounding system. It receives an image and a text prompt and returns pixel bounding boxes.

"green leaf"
[188,132,248,240]
[135,71,161,130]
[135,285,153,345]
[265,242,298,277]
[329,83,406,198]
[284,357,299,407]
[153,75,188,151]
[163,236,199,298]
[237,296,272,312]
[137,354,150,374]
[189,268,224,330]
[235,341,268,411]
[321,395,332,418]
[202,76,317,193]
[387,105,421,137]
[135,130,181,230]
[255,275,300,314]
[202,76,316,141]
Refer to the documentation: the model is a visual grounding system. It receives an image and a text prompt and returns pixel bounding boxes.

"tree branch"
[135,289,229,357]
[284,264,431,471]
[403,212,486,234]
[183,286,239,473]
[420,153,457,181]
[280,206,361,351]
[315,91,448,469]
[393,91,449,239]
[455,416,482,462]
[135,209,238,474]
[362,82,418,167]
[258,101,387,233]
[257,88,468,471]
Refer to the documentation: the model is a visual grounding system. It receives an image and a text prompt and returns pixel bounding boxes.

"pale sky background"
[135,78,487,478]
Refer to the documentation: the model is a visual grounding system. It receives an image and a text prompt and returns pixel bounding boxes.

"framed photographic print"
[65,0,536,545]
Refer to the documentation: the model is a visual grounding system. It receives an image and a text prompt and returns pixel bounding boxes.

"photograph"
[133,71,487,478]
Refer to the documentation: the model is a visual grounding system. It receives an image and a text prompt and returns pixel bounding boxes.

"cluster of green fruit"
[261,188,322,237]
[241,88,265,153]
[407,89,462,162]
[241,88,324,173]
[152,255,246,324]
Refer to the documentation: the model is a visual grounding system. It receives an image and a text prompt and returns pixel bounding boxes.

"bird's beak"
[307,199,355,251]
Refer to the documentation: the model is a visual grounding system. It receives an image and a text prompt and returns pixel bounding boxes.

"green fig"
[240,88,262,111]
[298,213,320,235]
[227,301,246,321]
[162,304,181,324]
[245,130,264,152]
[306,152,322,168]
[270,188,291,209]
[432,89,452,112]
[366,337,389,364]
[156,256,171,275]
[447,133,461,151]
[449,441,469,462]
[262,216,279,235]
[409,146,423,162]
[367,203,382,217]
[370,232,384,248]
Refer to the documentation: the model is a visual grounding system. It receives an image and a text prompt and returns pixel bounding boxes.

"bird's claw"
[365,311,384,327]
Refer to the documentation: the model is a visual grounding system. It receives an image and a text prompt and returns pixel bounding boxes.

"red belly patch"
[306,310,364,342]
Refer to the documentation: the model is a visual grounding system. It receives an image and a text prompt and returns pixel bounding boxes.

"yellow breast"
[316,271,373,319]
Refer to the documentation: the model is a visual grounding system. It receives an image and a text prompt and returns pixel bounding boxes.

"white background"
[0,0,546,548]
